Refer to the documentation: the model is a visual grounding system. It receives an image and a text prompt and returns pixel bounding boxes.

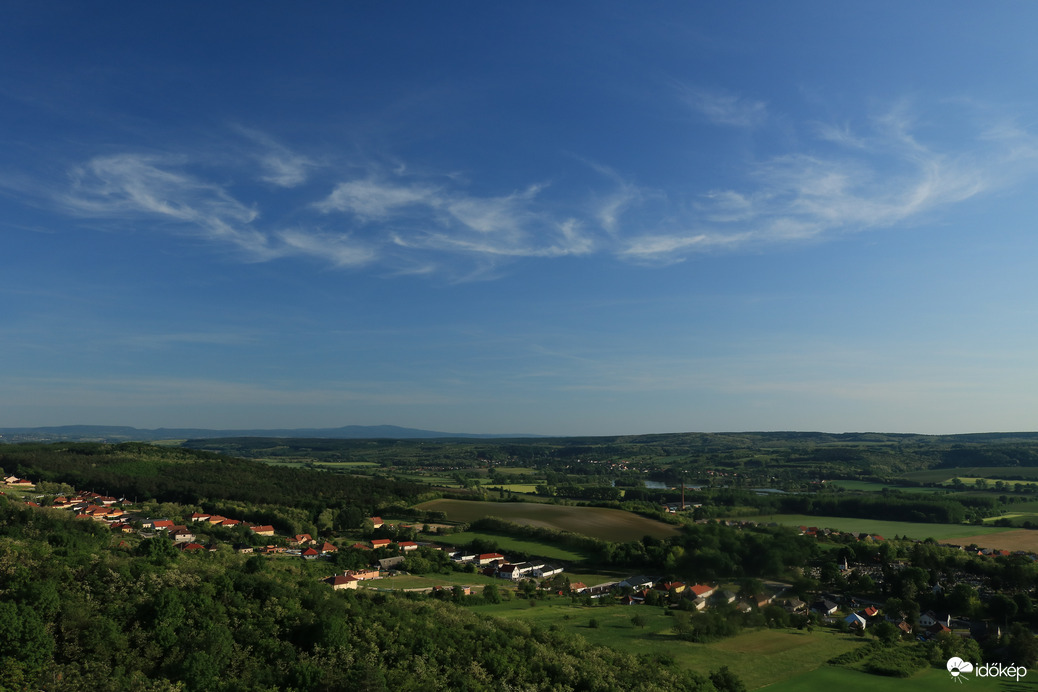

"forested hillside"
[0,497,712,691]
[0,443,425,515]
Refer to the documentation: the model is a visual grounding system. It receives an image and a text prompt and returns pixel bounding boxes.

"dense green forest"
[0,442,425,517]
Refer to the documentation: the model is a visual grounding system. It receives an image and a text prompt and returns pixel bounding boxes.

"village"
[2,471,1032,651]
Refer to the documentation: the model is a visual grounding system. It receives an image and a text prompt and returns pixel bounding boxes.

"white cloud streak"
[39,105,1038,275]
[678,85,767,128]
[60,154,276,259]
[318,177,595,261]
[57,152,373,267]
[622,104,1038,262]
[234,126,316,187]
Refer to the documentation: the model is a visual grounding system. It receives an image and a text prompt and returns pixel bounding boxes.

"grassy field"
[829,480,950,494]
[415,499,680,541]
[364,571,502,590]
[428,531,589,562]
[903,466,1038,483]
[751,514,1011,541]
[762,665,952,691]
[482,483,540,493]
[949,477,1038,489]
[468,600,863,689]
[942,529,1038,552]
[495,467,538,476]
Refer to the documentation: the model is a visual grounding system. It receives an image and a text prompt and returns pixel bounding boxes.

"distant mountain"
[0,424,539,443]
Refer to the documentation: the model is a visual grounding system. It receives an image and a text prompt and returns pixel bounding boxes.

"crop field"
[468,600,863,689]
[751,514,1011,541]
[829,480,950,494]
[949,477,1038,489]
[428,531,589,562]
[902,466,1038,483]
[942,529,1038,553]
[415,499,680,541]
[482,483,540,493]
[495,467,537,476]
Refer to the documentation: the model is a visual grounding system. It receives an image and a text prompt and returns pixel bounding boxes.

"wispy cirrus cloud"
[622,102,1038,262]
[60,153,276,259]
[317,176,595,260]
[234,126,316,188]
[33,102,1038,275]
[678,84,767,128]
[58,152,373,266]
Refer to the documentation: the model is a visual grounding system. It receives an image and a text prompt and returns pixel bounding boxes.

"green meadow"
[750,514,1011,541]
[365,571,502,590]
[829,480,951,494]
[481,483,541,493]
[761,665,954,691]
[902,466,1038,483]
[468,600,864,689]
[428,531,589,562]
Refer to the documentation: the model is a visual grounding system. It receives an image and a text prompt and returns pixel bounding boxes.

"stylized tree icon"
[947,657,974,683]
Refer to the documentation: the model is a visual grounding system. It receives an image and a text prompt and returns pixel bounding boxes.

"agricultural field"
[828,480,950,494]
[482,483,540,493]
[942,529,1038,553]
[468,600,864,689]
[750,514,1011,542]
[415,499,680,541]
[950,477,1038,490]
[428,531,589,562]
[902,466,1038,483]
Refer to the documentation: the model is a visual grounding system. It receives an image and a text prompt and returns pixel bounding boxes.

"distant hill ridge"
[0,424,540,442]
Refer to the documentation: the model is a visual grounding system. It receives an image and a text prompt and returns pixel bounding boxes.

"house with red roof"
[301,547,320,560]
[250,525,275,536]
[688,584,715,599]
[324,574,359,590]
[398,541,419,552]
[176,542,206,552]
[370,538,392,549]
[319,542,338,554]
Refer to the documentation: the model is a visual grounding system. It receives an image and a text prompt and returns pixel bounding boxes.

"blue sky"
[3,2,1038,435]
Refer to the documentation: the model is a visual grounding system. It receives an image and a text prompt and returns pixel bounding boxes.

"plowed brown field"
[415,499,679,541]
[941,529,1038,552]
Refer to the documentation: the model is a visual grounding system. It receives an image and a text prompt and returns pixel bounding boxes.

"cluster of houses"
[447,549,564,581]
[3,475,35,488]
[596,577,741,609]
[807,597,997,641]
